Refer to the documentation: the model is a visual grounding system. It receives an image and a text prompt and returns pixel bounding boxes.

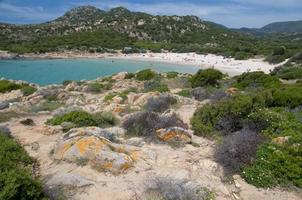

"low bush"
[136,69,156,81]
[215,128,264,174]
[87,83,104,93]
[144,80,169,93]
[21,85,37,96]
[245,108,295,132]
[269,84,302,108]
[242,119,302,188]
[234,71,281,89]
[0,80,37,96]
[166,71,179,79]
[104,93,116,102]
[122,111,187,137]
[274,67,302,80]
[0,80,21,93]
[104,88,138,102]
[190,69,224,88]
[0,133,46,199]
[234,52,253,60]
[177,89,192,98]
[143,177,215,200]
[191,93,255,137]
[46,110,118,129]
[124,72,135,79]
[266,55,287,64]
[145,95,177,113]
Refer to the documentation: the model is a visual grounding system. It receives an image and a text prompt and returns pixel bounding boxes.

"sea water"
[0,58,200,86]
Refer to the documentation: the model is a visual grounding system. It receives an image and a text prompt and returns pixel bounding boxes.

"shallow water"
[0,58,200,86]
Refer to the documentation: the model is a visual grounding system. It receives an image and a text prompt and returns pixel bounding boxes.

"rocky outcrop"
[53,127,142,173]
[156,127,192,144]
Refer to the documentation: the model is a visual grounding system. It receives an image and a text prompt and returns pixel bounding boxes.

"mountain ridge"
[234,20,302,36]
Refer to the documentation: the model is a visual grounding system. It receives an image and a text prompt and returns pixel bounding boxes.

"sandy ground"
[0,51,286,76]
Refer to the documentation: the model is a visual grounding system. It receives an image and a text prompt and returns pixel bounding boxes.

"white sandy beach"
[111,52,286,76]
[0,51,286,76]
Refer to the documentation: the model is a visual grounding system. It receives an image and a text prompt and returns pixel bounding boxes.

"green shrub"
[246,108,295,132]
[104,93,116,102]
[21,85,37,96]
[177,89,192,98]
[136,69,156,81]
[46,110,117,129]
[166,71,179,79]
[124,73,135,79]
[144,80,169,93]
[270,84,302,108]
[0,80,22,93]
[234,52,253,60]
[0,133,46,200]
[266,55,287,64]
[243,140,301,188]
[87,83,105,93]
[235,71,281,89]
[190,69,224,88]
[275,67,302,80]
[191,94,255,137]
[272,46,286,56]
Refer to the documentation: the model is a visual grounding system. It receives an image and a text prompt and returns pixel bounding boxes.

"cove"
[0,58,200,86]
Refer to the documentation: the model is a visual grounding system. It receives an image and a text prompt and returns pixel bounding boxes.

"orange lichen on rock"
[157,129,177,141]
[75,136,109,155]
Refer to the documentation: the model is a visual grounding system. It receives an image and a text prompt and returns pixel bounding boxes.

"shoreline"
[0,51,285,76]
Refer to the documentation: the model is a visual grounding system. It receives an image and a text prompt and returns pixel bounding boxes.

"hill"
[235,20,302,36]
[0,5,259,57]
[0,5,301,62]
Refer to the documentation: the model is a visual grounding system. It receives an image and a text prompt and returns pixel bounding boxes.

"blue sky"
[0,0,301,28]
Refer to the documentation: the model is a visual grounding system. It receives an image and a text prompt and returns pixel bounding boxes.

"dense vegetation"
[191,70,302,188]
[1,6,302,63]
[46,110,118,131]
[0,133,47,199]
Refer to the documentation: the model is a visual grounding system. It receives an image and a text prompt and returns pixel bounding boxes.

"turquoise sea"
[0,58,200,86]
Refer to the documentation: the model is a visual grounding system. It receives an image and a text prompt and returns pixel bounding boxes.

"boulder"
[0,101,9,110]
[112,96,124,104]
[53,127,141,173]
[65,82,78,91]
[43,125,62,135]
[57,92,69,100]
[272,136,290,145]
[0,90,23,102]
[46,173,94,188]
[156,127,192,144]
[112,72,127,80]
[0,125,11,136]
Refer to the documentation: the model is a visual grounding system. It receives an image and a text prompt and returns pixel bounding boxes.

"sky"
[0,0,301,28]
